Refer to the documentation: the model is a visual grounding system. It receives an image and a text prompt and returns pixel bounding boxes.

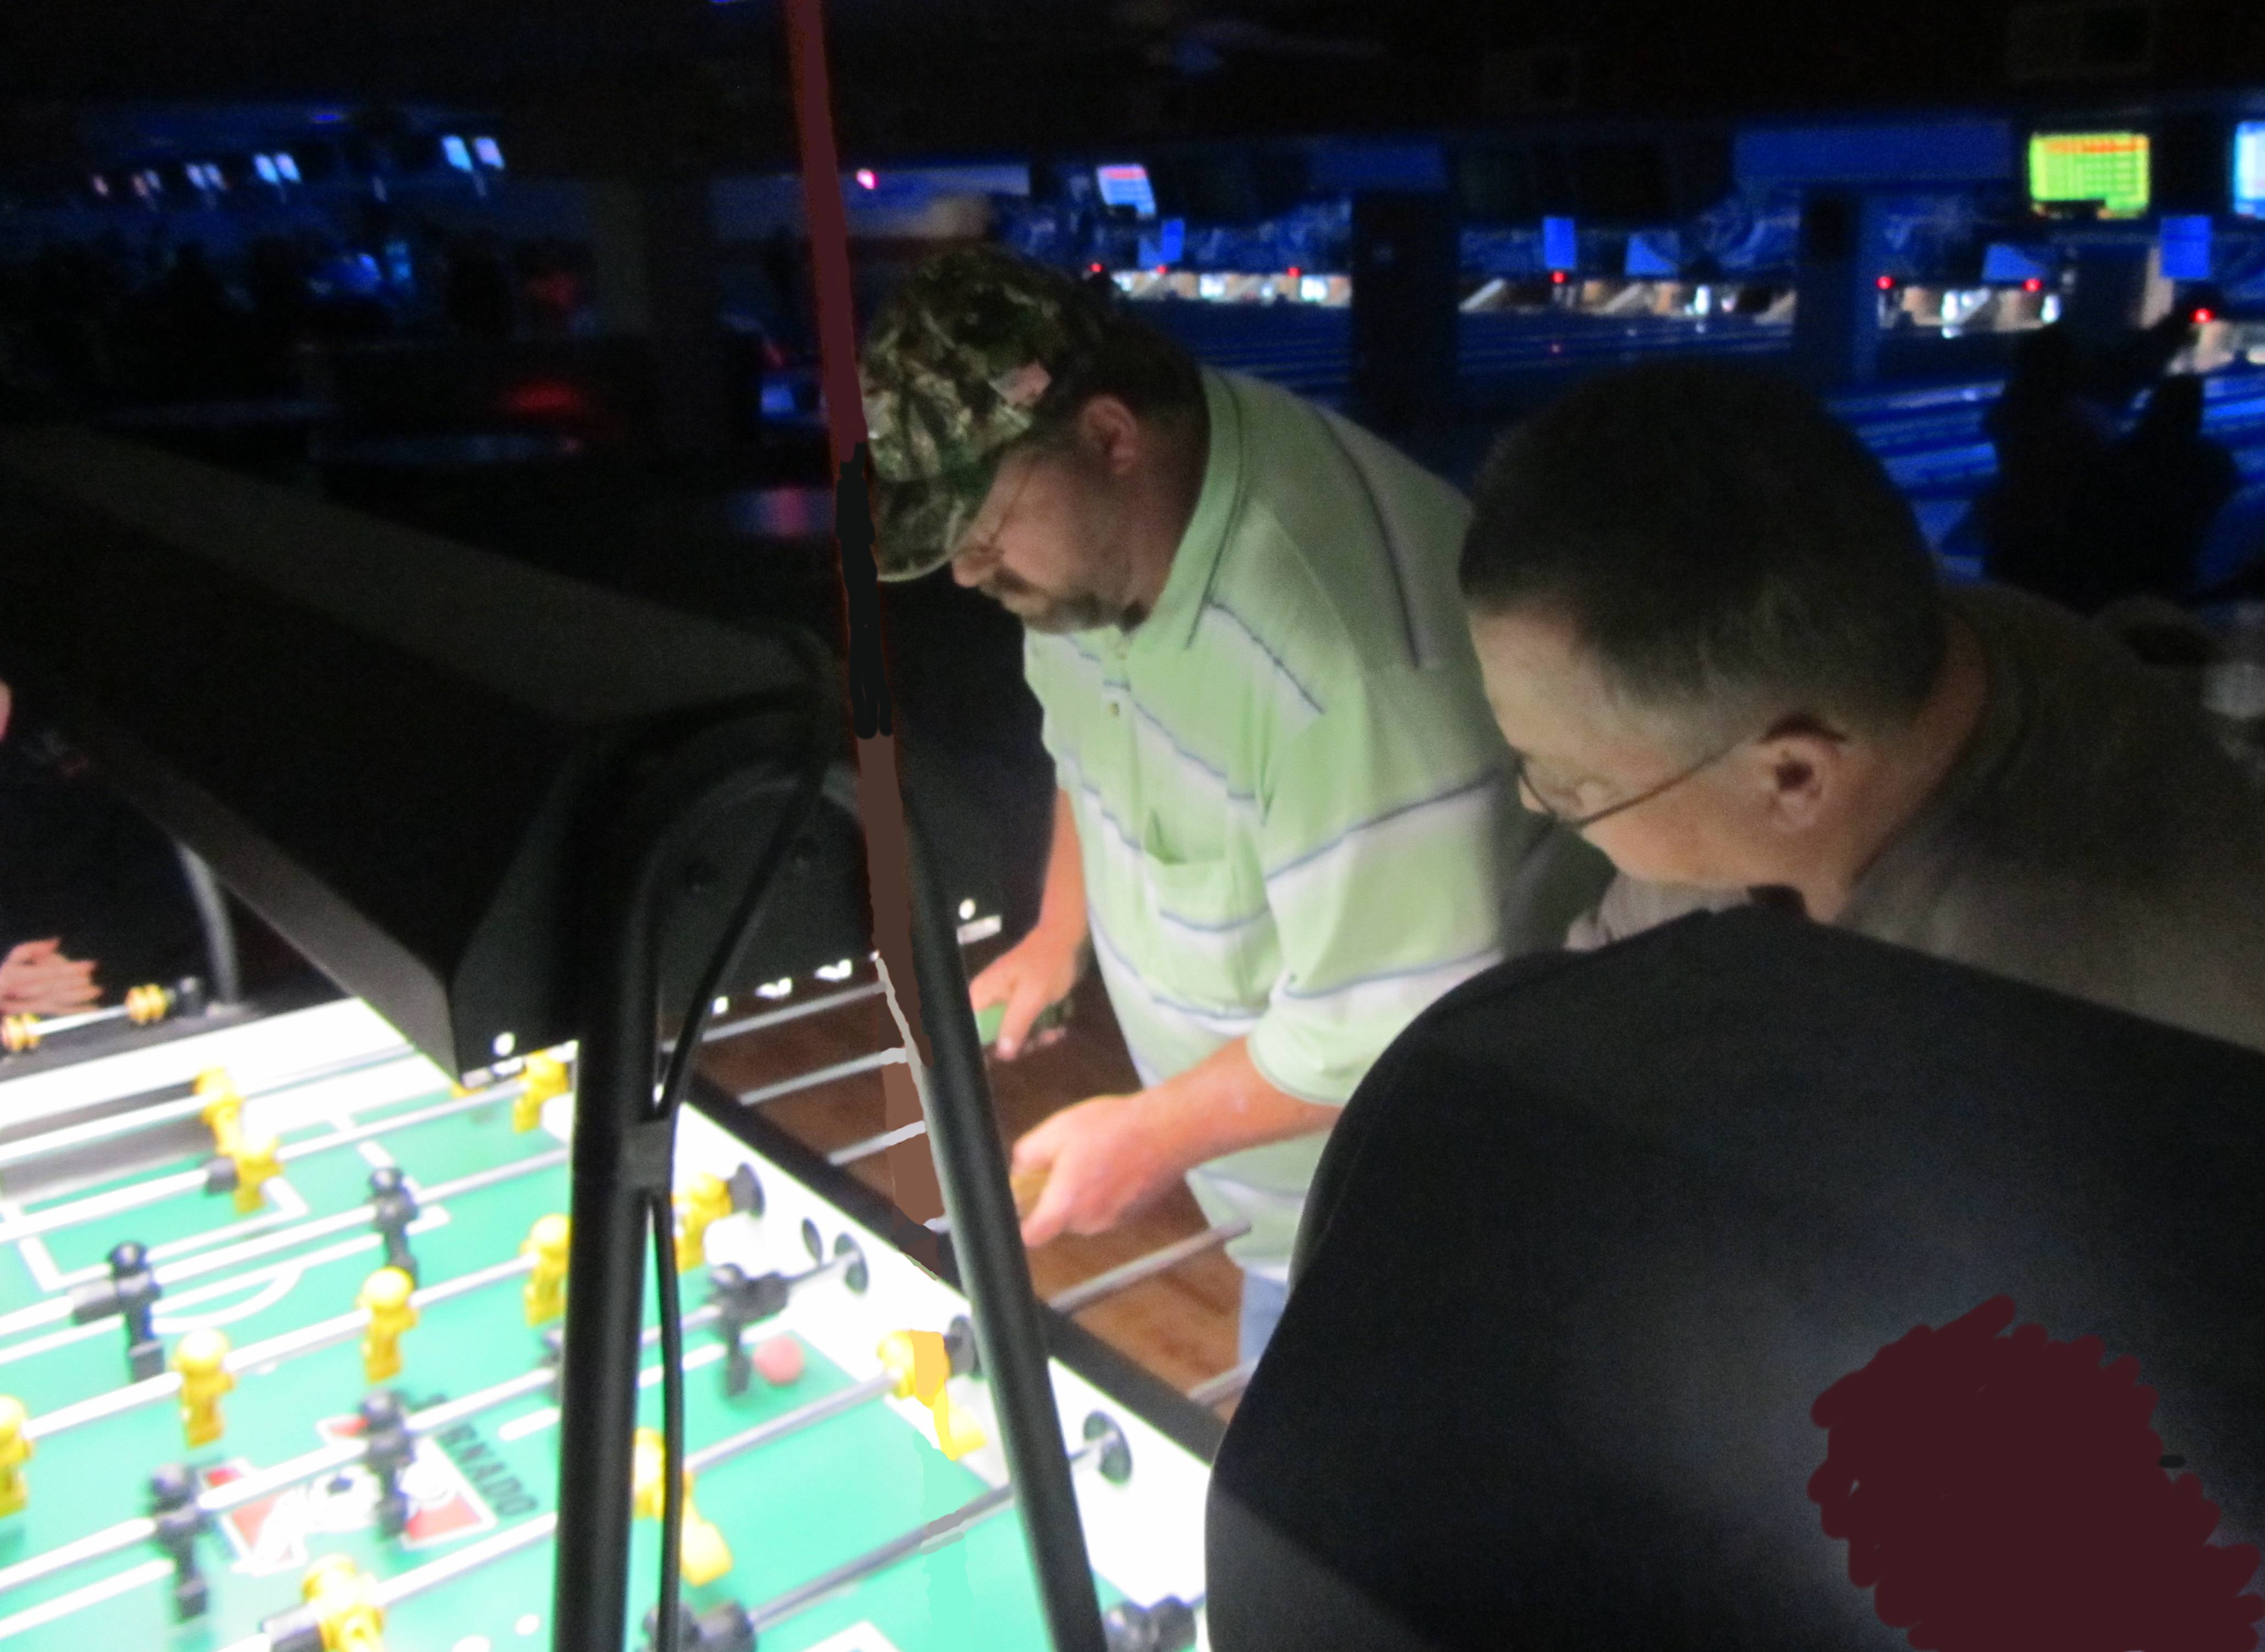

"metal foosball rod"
[1186,1361,1257,1408]
[19,1253,537,1444]
[732,1046,907,1109]
[0,1042,420,1176]
[0,1369,559,1602]
[13,1214,837,1513]
[0,1270,897,1623]
[187,1404,1130,1652]
[683,979,881,1048]
[1,979,206,1056]
[74,1325,976,1652]
[0,1148,568,1342]
[0,1075,558,1252]
[4,1167,771,1421]
[1044,1222,1253,1317]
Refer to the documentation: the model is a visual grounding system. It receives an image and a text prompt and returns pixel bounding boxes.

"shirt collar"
[1141,368,1243,651]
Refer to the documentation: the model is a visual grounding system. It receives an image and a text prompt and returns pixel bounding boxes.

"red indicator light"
[1287,266,1300,279]
[2194,307,2216,323]
[854,169,877,190]
[502,378,591,421]
[1876,274,1895,291]
[2022,278,2044,292]
[1089,262,1104,273]
[1551,269,1568,284]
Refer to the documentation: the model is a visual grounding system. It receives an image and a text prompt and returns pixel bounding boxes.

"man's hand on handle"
[0,940,100,1016]
[1010,1092,1186,1248]
[967,922,1086,1062]
[1008,1039,1342,1250]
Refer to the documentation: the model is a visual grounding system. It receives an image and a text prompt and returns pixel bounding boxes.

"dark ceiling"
[7,0,2265,169]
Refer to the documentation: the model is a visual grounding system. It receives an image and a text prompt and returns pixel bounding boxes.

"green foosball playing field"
[0,1000,1211,1652]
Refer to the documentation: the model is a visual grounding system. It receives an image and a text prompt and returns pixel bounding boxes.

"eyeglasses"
[951,450,1039,574]
[1508,733,1750,831]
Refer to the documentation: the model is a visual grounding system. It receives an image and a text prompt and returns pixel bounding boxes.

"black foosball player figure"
[1103,1595,1201,1652]
[359,1390,416,1539]
[641,1599,754,1652]
[68,1240,164,1382]
[539,1326,566,1404]
[147,1462,212,1620]
[367,1167,420,1284]
[705,1263,790,1399]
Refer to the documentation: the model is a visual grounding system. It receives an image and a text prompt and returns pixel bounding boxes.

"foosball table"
[0,427,1217,1652]
[0,993,1215,1651]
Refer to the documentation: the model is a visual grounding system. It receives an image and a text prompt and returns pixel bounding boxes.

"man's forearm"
[1137,1038,1338,1172]
[1037,787,1090,949]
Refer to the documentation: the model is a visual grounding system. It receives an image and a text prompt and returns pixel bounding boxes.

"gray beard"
[1016,594,1147,636]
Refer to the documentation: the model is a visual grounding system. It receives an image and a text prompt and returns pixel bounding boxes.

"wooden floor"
[696,946,1247,1418]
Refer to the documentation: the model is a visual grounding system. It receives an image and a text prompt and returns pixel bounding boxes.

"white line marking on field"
[497,1407,559,1443]
[16,1231,63,1295]
[152,1266,300,1331]
[0,1556,172,1640]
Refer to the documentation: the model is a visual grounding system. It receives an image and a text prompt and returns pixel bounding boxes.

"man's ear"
[1076,395,1142,475]
[1755,730,1843,831]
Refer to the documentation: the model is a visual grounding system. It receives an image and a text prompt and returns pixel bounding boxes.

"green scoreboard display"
[2027,131,2151,218]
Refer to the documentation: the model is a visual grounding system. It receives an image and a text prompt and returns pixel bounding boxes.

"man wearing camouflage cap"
[863,245,1604,1360]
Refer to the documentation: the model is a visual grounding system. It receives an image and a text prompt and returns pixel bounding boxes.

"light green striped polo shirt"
[1024,368,1577,1275]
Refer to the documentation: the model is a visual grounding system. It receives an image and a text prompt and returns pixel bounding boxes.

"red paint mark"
[784,0,941,1222]
[1810,1297,2264,1652]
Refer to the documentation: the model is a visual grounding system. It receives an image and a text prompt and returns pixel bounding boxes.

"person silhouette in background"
[0,680,99,1016]
[1976,325,2116,605]
[2091,310,2198,416]
[0,678,204,1015]
[2065,375,2239,615]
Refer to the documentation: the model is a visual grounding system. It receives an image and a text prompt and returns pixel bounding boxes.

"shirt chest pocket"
[1134,817,1273,1010]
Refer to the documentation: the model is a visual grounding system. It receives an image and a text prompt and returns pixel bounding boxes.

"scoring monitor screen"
[2236,123,2265,218]
[2027,131,2151,218]
[1096,163,1159,218]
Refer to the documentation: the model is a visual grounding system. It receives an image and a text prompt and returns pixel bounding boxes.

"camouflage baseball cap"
[861,245,1115,580]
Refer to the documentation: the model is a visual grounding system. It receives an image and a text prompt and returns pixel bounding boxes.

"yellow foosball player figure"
[172,1329,234,1449]
[673,1174,732,1274]
[301,1554,385,1652]
[511,1052,571,1134]
[631,1427,733,1586]
[356,1267,418,1384]
[522,1213,571,1325]
[197,1069,243,1156]
[878,1329,987,1461]
[197,1069,283,1213]
[221,1132,283,1215]
[0,1395,32,1516]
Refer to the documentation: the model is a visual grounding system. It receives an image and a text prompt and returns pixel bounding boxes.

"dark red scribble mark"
[784,0,941,1222]
[1810,1296,2263,1652]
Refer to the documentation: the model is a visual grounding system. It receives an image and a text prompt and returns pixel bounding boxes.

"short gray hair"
[1459,361,1946,753]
